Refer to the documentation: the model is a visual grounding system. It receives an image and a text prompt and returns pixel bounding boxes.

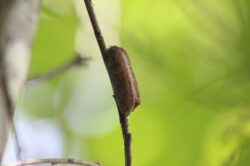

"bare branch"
[83,1,133,166]
[3,158,102,166]
[26,54,90,85]
[83,0,107,59]
[118,111,132,166]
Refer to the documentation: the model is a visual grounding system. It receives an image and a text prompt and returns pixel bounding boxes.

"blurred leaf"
[201,110,250,166]
[86,110,166,166]
[121,0,250,109]
[55,64,118,136]
[30,0,79,79]
[120,0,250,166]
[19,83,55,118]
[21,0,79,118]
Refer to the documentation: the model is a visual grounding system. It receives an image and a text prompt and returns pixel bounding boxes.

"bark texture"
[0,0,41,161]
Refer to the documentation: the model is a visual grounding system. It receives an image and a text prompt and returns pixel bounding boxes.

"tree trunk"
[0,0,41,161]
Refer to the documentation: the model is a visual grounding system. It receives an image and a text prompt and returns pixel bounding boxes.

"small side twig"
[26,54,90,85]
[3,158,102,166]
[83,1,132,166]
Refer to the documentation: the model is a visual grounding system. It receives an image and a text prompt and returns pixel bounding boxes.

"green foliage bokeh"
[17,0,250,166]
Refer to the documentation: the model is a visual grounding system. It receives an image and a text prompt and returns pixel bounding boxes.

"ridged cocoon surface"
[105,46,140,116]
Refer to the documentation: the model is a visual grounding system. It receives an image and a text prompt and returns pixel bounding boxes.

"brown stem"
[83,0,107,58]
[83,1,132,166]
[26,54,90,85]
[118,112,132,166]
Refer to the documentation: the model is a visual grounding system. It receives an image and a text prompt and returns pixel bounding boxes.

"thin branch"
[83,0,107,58]
[118,112,132,166]
[0,61,22,161]
[26,54,90,85]
[3,158,102,166]
[112,95,132,166]
[83,1,132,166]
[12,127,22,161]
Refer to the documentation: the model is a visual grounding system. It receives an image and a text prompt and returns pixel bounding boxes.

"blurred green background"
[5,0,250,166]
